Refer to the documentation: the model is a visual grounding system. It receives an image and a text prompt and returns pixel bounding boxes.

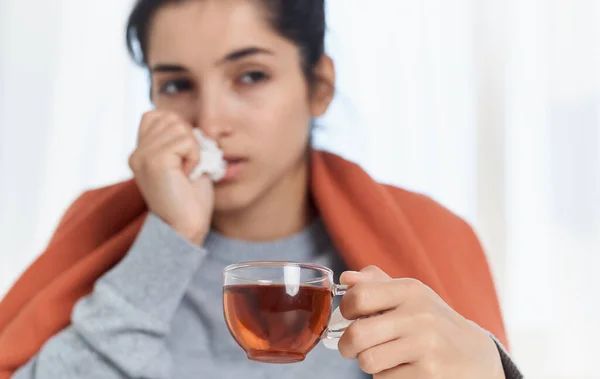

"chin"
[212,182,258,214]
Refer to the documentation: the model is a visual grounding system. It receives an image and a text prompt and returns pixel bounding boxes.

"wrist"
[177,226,208,246]
[161,218,208,246]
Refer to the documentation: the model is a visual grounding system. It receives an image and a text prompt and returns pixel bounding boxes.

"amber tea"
[223,284,332,363]
[223,262,348,364]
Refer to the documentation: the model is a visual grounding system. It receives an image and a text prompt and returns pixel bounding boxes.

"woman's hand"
[338,266,505,379]
[129,110,214,245]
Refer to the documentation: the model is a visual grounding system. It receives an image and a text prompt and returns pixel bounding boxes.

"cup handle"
[321,284,352,350]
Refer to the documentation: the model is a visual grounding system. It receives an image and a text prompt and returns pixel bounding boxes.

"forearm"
[12,214,206,379]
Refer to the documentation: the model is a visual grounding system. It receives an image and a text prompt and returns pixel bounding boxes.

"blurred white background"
[1,0,599,378]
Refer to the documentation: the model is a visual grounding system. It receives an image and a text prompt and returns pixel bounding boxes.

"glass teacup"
[223,261,348,364]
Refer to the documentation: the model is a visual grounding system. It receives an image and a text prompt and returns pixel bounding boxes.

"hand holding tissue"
[128,111,226,245]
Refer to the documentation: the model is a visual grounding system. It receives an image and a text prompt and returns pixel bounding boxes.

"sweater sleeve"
[12,214,206,379]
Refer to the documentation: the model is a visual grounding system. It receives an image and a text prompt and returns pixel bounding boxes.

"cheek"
[234,85,312,158]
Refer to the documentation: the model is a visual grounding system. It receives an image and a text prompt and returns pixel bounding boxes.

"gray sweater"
[13,214,522,379]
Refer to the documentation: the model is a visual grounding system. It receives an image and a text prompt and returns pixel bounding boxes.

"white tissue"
[322,306,354,350]
[189,129,227,182]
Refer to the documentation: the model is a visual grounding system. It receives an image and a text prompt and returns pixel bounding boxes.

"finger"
[340,279,426,320]
[360,265,392,280]
[140,120,195,153]
[136,135,199,174]
[340,265,391,286]
[182,134,201,177]
[356,338,420,375]
[141,117,177,142]
[139,113,186,144]
[339,271,363,287]
[375,363,420,379]
[338,310,411,359]
[132,122,199,176]
[161,124,198,172]
[163,134,200,163]
[182,155,201,177]
[138,111,165,140]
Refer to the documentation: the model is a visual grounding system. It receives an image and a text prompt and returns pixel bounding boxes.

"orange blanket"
[0,151,507,377]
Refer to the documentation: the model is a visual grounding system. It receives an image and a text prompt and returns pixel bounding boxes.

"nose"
[193,87,232,140]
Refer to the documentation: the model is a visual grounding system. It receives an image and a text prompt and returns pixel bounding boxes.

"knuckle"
[128,153,139,170]
[340,291,360,319]
[140,111,158,124]
[361,265,391,280]
[337,337,353,359]
[357,350,378,374]
[161,112,177,122]
[337,342,353,360]
[403,278,426,297]
[345,322,362,346]
[129,151,156,174]
[339,299,351,320]
[180,135,197,151]
[421,312,438,331]
[362,265,380,273]
[172,120,189,134]
[422,359,442,379]
[140,111,152,123]
[135,153,161,174]
[168,118,182,130]
[422,329,442,356]
[186,133,198,144]
[405,277,424,290]
[351,282,371,311]
[339,322,364,357]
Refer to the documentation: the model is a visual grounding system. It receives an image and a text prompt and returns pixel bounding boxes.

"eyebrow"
[150,47,274,73]
[150,64,187,73]
[218,46,274,64]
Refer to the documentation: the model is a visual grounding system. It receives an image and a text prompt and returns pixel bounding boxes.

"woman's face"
[146,0,335,213]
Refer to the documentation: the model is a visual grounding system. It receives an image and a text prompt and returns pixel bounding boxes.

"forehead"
[147,0,290,65]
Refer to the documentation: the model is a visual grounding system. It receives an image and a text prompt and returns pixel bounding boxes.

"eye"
[158,79,193,95]
[238,71,269,86]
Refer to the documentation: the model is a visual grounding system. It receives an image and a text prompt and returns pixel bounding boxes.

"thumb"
[340,265,392,286]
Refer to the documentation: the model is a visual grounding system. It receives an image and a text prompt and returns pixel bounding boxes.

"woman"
[0,1,522,378]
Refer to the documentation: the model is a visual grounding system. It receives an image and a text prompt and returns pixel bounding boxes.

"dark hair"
[126,0,326,83]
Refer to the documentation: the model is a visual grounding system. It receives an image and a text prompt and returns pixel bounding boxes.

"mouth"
[218,155,249,183]
[223,155,247,165]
